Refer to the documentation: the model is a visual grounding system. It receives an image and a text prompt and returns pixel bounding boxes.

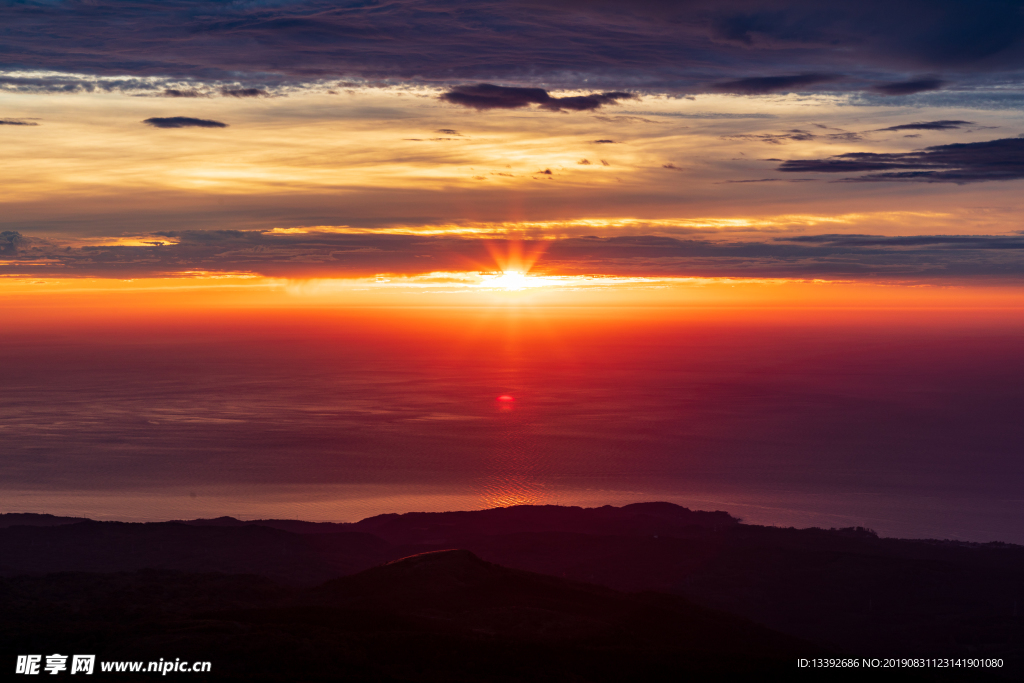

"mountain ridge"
[2,502,1022,672]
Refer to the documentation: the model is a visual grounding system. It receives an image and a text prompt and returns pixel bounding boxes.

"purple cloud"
[441,84,634,112]
[777,137,1024,183]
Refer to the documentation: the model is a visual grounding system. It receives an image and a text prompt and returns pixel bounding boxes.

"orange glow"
[4,275,1024,332]
[483,239,548,276]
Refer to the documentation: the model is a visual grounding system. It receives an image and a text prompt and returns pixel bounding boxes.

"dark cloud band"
[710,74,841,95]
[143,117,228,129]
[874,120,974,131]
[2,1,1024,96]
[4,230,1024,282]
[726,128,861,144]
[441,84,634,112]
[161,89,205,98]
[777,137,1024,183]
[221,88,269,98]
[869,79,947,96]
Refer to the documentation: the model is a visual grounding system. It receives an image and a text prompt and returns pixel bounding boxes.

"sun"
[490,270,532,290]
[478,269,564,291]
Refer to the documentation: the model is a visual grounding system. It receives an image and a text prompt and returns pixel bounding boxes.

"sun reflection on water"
[479,394,546,508]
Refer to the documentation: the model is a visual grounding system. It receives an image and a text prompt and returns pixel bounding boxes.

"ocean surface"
[3,307,1023,543]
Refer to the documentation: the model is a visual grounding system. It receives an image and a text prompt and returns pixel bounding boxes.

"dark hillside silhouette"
[2,503,1022,679]
[1,551,816,682]
[0,513,89,528]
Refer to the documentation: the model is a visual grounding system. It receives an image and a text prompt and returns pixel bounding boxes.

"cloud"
[849,90,1024,111]
[710,74,842,94]
[441,84,634,112]
[161,89,205,98]
[0,231,23,255]
[869,79,947,96]
[142,117,229,129]
[592,139,618,144]
[873,120,974,131]
[823,132,862,142]
[5,229,1024,282]
[778,234,1024,248]
[776,136,1024,183]
[615,112,777,120]
[592,115,661,124]
[4,1,1021,98]
[436,129,460,135]
[221,88,269,98]
[726,129,862,144]
[0,73,183,95]
[707,10,829,48]
[723,178,819,183]
[439,84,557,109]
[543,233,1024,279]
[0,119,38,126]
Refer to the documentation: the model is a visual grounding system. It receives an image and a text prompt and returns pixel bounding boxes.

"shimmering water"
[2,308,1023,543]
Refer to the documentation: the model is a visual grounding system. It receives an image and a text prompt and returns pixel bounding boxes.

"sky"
[3,1,1024,538]
[3,0,1024,291]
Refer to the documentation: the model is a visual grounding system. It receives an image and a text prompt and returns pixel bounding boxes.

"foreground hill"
[1,550,815,682]
[1,503,1021,678]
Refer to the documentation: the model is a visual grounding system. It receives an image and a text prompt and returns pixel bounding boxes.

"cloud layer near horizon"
[4,230,1024,282]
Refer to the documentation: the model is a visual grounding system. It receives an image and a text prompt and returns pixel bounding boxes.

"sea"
[2,306,1022,543]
